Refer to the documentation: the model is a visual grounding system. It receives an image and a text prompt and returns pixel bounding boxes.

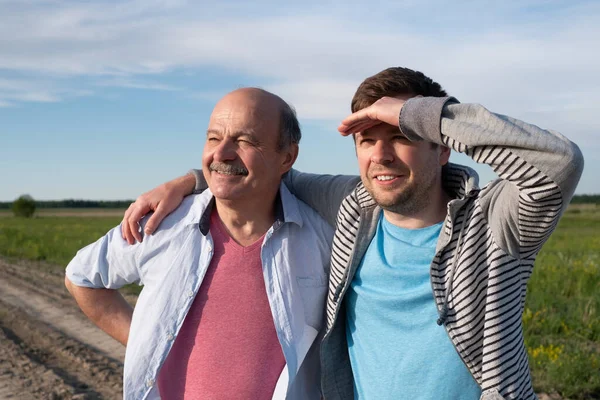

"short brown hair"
[351,67,448,112]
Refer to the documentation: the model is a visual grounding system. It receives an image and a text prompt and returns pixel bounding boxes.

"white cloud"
[95,78,182,91]
[266,80,359,121]
[0,78,58,103]
[1,1,598,109]
[0,77,91,105]
[0,0,598,150]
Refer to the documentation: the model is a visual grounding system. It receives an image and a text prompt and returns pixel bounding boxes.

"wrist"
[181,173,197,195]
[166,174,196,197]
[187,169,207,193]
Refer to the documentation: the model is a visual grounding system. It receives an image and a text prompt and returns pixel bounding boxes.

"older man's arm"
[66,224,143,345]
[64,281,132,345]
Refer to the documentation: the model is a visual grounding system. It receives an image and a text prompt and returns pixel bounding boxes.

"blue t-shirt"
[346,214,481,399]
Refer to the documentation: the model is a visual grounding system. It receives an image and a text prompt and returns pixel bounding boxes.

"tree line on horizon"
[569,194,600,204]
[0,198,134,210]
[1,194,599,211]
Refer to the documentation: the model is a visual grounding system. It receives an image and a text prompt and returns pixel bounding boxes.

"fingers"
[119,181,187,245]
[121,204,133,244]
[338,108,373,135]
[338,119,382,136]
[144,203,168,235]
[338,97,406,135]
[127,203,150,243]
[121,206,129,241]
[129,218,142,244]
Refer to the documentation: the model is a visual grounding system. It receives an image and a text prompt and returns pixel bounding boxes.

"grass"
[0,215,122,266]
[524,205,600,399]
[0,208,126,217]
[0,212,142,295]
[0,206,598,397]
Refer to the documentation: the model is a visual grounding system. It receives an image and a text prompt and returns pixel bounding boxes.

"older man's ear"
[280,143,299,176]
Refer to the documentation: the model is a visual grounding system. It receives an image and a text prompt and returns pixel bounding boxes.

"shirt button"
[187,290,194,298]
[146,379,154,387]
[167,333,174,340]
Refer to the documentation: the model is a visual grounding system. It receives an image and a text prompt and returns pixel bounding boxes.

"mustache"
[209,162,249,176]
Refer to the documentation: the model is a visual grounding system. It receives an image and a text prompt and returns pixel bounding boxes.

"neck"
[383,188,451,229]
[214,191,278,247]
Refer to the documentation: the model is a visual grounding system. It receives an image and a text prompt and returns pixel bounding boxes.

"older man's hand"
[121,174,196,244]
[338,96,407,136]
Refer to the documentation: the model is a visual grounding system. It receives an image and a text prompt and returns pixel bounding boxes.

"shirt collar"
[196,182,303,236]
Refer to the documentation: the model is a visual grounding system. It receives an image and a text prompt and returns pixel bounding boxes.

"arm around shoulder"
[188,167,360,227]
[283,169,360,227]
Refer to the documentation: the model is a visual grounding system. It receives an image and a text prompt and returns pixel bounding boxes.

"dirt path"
[0,258,134,399]
[0,258,564,400]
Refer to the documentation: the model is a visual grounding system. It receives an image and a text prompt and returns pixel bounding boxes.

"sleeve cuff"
[188,169,207,194]
[65,263,98,289]
[399,96,458,144]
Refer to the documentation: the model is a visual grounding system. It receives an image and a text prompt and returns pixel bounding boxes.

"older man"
[65,88,334,400]
[123,68,583,400]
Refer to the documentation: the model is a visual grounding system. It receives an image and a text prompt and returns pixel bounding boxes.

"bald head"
[224,87,284,108]
[214,87,301,151]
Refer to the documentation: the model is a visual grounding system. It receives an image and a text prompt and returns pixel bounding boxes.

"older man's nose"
[213,139,237,162]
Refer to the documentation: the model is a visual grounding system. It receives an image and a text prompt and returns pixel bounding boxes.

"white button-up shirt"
[66,183,334,399]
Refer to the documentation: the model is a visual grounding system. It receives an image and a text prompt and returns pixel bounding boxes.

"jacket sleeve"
[65,224,143,289]
[190,169,208,194]
[399,96,584,259]
[282,169,360,227]
[189,168,359,227]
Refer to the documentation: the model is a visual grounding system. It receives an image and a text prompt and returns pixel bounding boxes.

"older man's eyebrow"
[206,129,222,136]
[233,128,258,137]
[205,129,260,144]
[234,131,261,145]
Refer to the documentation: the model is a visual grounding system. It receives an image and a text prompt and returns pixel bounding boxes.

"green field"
[0,206,598,398]
[0,212,143,295]
[523,205,600,398]
[0,214,122,265]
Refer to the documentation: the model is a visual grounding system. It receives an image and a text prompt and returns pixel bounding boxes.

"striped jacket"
[284,97,584,400]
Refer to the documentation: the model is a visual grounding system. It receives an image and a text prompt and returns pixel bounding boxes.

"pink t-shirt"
[157,210,286,399]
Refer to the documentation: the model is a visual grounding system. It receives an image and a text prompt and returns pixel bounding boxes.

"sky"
[1,0,598,201]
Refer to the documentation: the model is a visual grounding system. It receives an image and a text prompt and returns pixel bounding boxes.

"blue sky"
[1,0,598,201]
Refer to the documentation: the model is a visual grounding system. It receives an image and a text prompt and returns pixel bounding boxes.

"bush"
[12,195,36,218]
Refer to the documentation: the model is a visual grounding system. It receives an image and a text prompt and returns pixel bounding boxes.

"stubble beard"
[364,169,437,217]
